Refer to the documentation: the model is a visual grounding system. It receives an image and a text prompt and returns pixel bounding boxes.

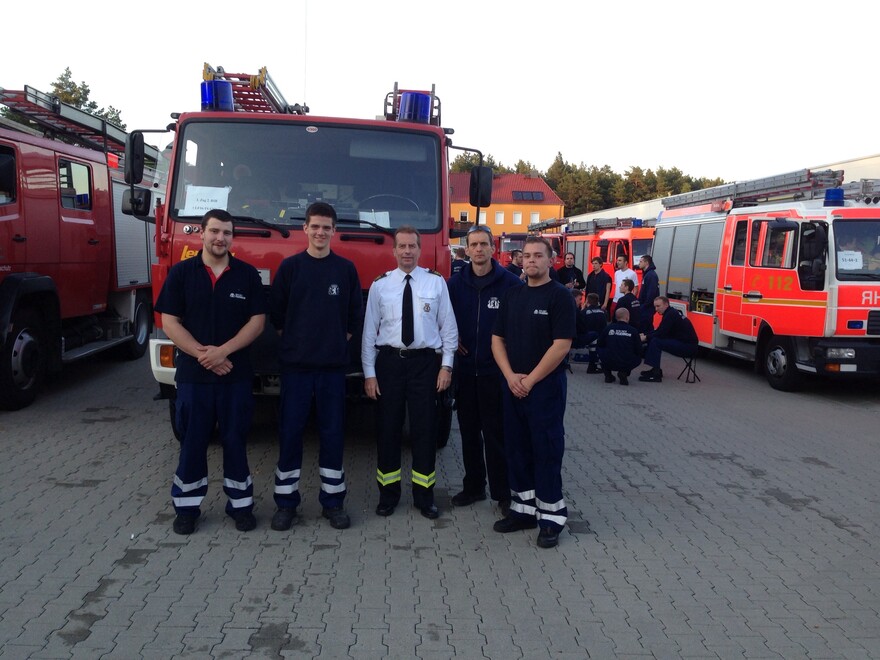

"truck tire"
[119,293,151,360]
[168,397,182,443]
[764,335,801,392]
[436,389,453,449]
[0,309,47,410]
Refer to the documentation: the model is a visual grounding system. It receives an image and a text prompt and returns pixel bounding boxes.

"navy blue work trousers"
[501,370,568,532]
[171,380,254,517]
[455,370,509,502]
[275,370,347,511]
[644,338,697,368]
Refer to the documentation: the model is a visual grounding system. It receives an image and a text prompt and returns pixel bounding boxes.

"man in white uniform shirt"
[362,226,458,519]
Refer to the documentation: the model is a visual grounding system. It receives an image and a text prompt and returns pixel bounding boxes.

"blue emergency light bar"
[201,80,234,112]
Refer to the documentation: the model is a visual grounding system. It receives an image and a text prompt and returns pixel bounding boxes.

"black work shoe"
[270,508,298,531]
[451,490,487,507]
[322,507,351,529]
[417,503,440,519]
[537,527,559,548]
[493,515,537,533]
[586,364,600,374]
[173,514,197,535]
[638,370,662,383]
[232,510,257,532]
[375,503,396,517]
[640,367,662,377]
[604,372,615,383]
[618,372,629,386]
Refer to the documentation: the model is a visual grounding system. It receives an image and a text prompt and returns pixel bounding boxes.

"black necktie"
[402,274,414,346]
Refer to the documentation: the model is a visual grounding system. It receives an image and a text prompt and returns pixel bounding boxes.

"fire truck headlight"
[826,348,856,359]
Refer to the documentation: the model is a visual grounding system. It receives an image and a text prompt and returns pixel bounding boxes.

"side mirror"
[125,132,145,185]
[122,188,153,220]
[469,166,492,208]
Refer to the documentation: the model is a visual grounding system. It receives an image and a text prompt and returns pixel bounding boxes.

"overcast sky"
[4,0,879,183]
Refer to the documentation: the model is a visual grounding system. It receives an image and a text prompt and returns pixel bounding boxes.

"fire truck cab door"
[57,158,111,318]
[717,218,752,337]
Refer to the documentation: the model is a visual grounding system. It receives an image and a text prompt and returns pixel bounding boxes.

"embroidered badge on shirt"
[328,284,339,296]
[488,297,500,309]
[423,303,431,312]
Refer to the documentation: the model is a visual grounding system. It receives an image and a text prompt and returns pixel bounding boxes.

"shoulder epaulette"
[429,269,443,277]
[373,272,389,282]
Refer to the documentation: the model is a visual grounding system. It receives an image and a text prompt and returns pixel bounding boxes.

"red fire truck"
[496,226,565,271]
[122,65,491,439]
[653,168,880,390]
[0,86,162,410]
[560,217,655,287]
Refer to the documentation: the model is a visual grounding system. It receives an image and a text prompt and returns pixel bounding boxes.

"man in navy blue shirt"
[270,202,362,532]
[447,226,522,515]
[639,296,698,383]
[597,308,643,385]
[155,209,266,535]
[492,236,576,549]
[585,257,612,315]
[636,254,660,334]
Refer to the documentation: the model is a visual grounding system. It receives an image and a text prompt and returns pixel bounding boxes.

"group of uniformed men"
[156,205,576,549]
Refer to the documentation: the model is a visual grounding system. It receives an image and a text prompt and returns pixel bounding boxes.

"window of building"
[59,159,92,210]
[479,211,487,224]
[459,210,469,223]
[513,211,522,226]
[495,211,504,225]
[530,212,540,225]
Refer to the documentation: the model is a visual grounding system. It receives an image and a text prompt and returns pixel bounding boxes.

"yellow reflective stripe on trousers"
[411,470,436,488]
[377,468,401,486]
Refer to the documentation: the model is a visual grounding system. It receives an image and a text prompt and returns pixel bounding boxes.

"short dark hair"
[510,249,522,258]
[587,293,600,305]
[640,254,654,267]
[202,208,234,230]
[394,225,421,247]
[305,201,337,226]
[524,236,552,257]
[564,251,575,259]
[466,225,493,246]
[591,257,603,265]
[621,278,635,291]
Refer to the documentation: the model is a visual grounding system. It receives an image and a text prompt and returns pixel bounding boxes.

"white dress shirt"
[613,267,638,302]
[361,267,458,378]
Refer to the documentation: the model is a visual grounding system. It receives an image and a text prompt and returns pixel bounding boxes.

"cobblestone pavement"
[0,352,878,659]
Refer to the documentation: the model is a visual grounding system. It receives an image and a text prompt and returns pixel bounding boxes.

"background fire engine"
[653,169,880,390]
[0,86,162,410]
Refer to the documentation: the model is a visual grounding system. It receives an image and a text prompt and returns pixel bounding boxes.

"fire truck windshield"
[833,219,880,280]
[170,120,441,231]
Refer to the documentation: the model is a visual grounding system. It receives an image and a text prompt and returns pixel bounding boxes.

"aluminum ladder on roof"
[203,63,301,114]
[661,169,847,210]
[0,85,129,156]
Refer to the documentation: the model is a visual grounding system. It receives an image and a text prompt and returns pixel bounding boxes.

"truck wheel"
[436,389,453,449]
[764,336,801,391]
[168,397,182,443]
[0,310,47,410]
[119,293,151,360]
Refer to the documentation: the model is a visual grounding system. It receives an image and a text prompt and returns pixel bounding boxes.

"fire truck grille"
[868,310,880,335]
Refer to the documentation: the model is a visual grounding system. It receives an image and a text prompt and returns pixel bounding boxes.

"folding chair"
[678,353,700,383]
